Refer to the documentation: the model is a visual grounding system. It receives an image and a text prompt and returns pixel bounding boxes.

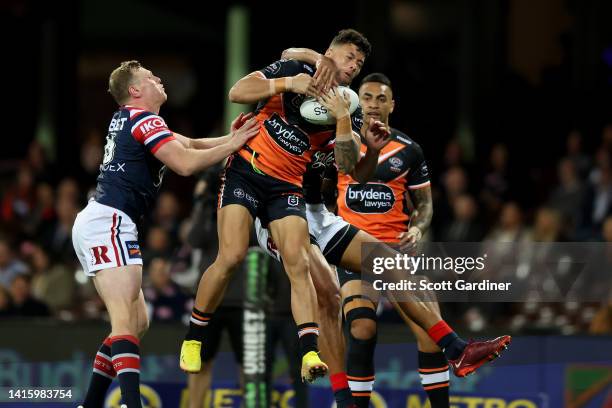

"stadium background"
[0,0,611,407]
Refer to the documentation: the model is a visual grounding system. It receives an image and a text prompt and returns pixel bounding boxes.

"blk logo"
[90,246,111,265]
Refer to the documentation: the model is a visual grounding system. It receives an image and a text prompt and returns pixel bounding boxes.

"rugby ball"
[300,86,359,125]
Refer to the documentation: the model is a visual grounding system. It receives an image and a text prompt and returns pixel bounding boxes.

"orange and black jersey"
[337,129,430,243]
[238,59,363,187]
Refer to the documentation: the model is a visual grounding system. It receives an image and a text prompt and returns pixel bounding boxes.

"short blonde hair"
[108,60,142,104]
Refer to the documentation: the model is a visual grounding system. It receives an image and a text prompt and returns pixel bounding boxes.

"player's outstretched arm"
[229,71,317,104]
[154,117,260,176]
[173,113,255,150]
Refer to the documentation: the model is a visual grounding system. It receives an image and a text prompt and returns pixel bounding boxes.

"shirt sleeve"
[130,113,175,154]
[407,143,431,189]
[258,59,312,79]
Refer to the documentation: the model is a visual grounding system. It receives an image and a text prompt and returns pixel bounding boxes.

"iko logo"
[89,246,111,265]
[138,117,166,135]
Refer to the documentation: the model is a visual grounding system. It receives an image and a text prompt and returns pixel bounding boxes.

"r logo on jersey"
[90,246,111,265]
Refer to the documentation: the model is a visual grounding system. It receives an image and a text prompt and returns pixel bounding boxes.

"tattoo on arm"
[410,186,433,233]
[334,139,360,174]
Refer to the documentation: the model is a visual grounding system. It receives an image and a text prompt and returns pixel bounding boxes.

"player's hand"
[317,87,351,119]
[229,117,260,151]
[230,112,254,133]
[398,226,423,250]
[290,73,320,98]
[313,55,339,93]
[363,118,391,152]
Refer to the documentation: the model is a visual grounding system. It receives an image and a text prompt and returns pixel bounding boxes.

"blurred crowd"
[0,124,610,336]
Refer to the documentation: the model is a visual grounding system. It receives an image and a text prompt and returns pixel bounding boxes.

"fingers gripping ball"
[300,86,359,125]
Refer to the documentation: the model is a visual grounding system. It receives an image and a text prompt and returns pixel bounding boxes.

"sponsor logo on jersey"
[234,188,259,207]
[266,61,282,75]
[138,117,167,135]
[100,162,126,172]
[396,135,412,145]
[311,150,335,169]
[345,184,395,214]
[264,113,310,156]
[125,241,141,259]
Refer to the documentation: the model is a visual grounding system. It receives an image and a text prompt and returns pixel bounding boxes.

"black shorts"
[218,154,306,224]
[201,306,244,363]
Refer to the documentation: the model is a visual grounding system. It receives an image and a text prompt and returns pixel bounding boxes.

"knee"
[350,317,377,341]
[217,245,248,271]
[282,245,310,272]
[344,301,377,341]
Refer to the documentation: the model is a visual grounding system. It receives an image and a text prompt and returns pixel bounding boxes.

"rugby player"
[72,61,259,408]
[180,29,389,384]
[257,50,512,407]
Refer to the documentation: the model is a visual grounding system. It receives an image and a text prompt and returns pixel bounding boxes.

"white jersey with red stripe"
[94,105,175,222]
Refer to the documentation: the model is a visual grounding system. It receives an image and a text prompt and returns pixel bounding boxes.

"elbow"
[228,87,239,103]
[174,163,194,177]
[228,86,246,104]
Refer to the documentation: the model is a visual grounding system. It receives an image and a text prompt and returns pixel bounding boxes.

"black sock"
[330,372,355,408]
[345,307,377,408]
[111,335,142,408]
[427,321,467,361]
[83,337,115,408]
[440,333,468,361]
[185,308,213,341]
[418,351,450,408]
[297,323,319,356]
[347,336,376,408]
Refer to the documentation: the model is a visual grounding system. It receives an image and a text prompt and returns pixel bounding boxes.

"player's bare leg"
[187,361,213,408]
[90,265,145,408]
[269,216,328,382]
[181,204,253,373]
[307,244,355,405]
